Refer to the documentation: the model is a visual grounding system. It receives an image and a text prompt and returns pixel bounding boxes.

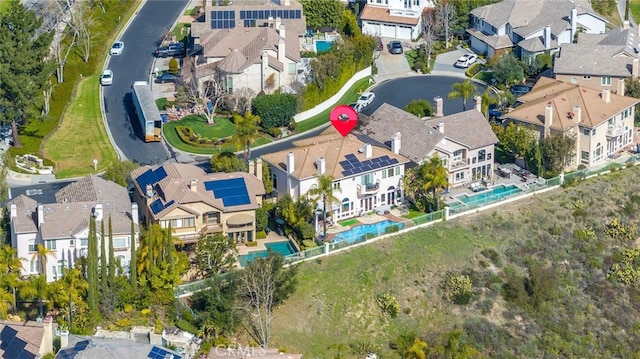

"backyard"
[269,165,640,357]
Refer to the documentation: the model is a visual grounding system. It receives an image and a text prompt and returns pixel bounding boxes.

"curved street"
[102,0,187,165]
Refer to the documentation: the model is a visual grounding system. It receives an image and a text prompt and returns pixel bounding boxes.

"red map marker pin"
[330,105,358,137]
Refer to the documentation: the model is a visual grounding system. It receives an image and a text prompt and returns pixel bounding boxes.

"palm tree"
[31,244,56,281]
[478,88,497,116]
[420,154,449,211]
[197,319,218,342]
[447,79,477,111]
[0,286,15,319]
[308,175,341,238]
[230,111,260,161]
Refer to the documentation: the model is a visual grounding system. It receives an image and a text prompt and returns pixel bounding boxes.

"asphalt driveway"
[432,47,478,74]
[374,38,412,82]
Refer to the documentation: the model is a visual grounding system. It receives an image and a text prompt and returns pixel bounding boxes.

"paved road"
[103,0,187,165]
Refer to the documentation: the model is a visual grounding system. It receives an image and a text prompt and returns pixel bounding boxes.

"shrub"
[413,61,425,72]
[141,308,151,316]
[246,240,258,247]
[154,319,163,334]
[480,248,502,267]
[267,127,281,138]
[168,58,179,74]
[256,230,267,239]
[176,319,199,334]
[443,275,474,305]
[376,293,400,317]
[302,239,317,248]
[385,224,400,234]
[297,222,315,240]
[123,304,133,313]
[465,63,482,77]
[252,93,298,129]
[404,99,433,117]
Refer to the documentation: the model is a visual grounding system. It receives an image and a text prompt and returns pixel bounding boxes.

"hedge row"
[466,63,483,78]
[175,126,226,148]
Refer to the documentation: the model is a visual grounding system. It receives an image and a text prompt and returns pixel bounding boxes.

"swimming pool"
[331,220,404,245]
[315,40,334,53]
[238,241,297,267]
[450,184,523,211]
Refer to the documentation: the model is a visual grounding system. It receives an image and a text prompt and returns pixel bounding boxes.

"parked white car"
[100,70,113,86]
[356,92,375,107]
[455,54,478,68]
[110,41,124,56]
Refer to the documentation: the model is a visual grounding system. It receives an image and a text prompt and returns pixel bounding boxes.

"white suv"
[356,92,375,107]
[100,70,113,86]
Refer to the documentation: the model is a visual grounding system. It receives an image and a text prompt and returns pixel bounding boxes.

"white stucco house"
[467,0,606,61]
[8,175,140,282]
[261,130,410,219]
[360,0,433,40]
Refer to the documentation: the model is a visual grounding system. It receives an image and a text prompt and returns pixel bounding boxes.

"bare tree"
[436,0,455,49]
[71,3,94,63]
[41,0,78,83]
[183,78,229,124]
[422,7,437,67]
[223,87,256,115]
[42,80,52,116]
[89,0,105,13]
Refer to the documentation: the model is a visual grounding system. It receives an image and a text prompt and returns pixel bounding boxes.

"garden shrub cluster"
[376,292,400,318]
[256,231,267,239]
[251,93,298,129]
[175,126,224,148]
[465,63,482,77]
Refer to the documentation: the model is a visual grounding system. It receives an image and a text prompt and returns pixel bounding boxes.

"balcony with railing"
[200,223,223,236]
[358,181,381,197]
[450,159,469,170]
[607,125,624,138]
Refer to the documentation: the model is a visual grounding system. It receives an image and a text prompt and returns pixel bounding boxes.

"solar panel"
[389,158,399,165]
[148,346,182,359]
[204,178,251,207]
[136,167,168,191]
[150,199,175,214]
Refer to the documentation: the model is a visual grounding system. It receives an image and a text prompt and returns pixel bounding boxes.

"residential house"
[500,77,640,169]
[361,98,499,188]
[8,175,139,282]
[467,0,605,61]
[261,132,409,219]
[187,0,305,94]
[360,0,432,40]
[0,317,55,359]
[56,335,182,359]
[554,21,640,94]
[130,163,265,244]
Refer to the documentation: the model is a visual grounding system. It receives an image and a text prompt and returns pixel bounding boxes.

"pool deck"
[237,234,293,256]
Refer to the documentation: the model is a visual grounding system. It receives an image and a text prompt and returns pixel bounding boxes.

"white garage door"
[382,24,396,37]
[397,26,412,40]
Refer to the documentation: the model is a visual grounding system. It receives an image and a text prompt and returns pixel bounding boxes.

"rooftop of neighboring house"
[554,24,639,77]
[56,335,182,359]
[502,77,640,131]
[359,5,421,26]
[9,175,136,238]
[260,130,409,181]
[471,0,599,38]
[130,163,265,220]
[207,347,302,359]
[0,317,54,358]
[360,103,498,164]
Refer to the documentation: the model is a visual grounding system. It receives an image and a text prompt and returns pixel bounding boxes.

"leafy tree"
[404,99,434,117]
[308,175,340,238]
[130,220,137,290]
[87,216,99,311]
[299,0,343,31]
[0,0,55,147]
[210,151,247,173]
[403,154,449,212]
[104,160,139,187]
[100,220,107,292]
[261,160,273,194]
[339,9,360,37]
[192,275,240,337]
[309,53,342,93]
[251,93,297,129]
[238,253,298,347]
[230,111,260,160]
[492,54,525,86]
[540,133,577,173]
[496,122,536,158]
[275,195,314,232]
[195,233,237,278]
[448,80,477,111]
[108,217,115,284]
[255,207,268,232]
[478,88,497,115]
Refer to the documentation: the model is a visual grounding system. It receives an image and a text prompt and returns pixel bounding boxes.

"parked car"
[155,43,185,58]
[100,70,113,86]
[487,104,503,119]
[349,103,363,113]
[155,73,179,84]
[389,41,403,54]
[356,92,375,107]
[110,41,124,56]
[510,85,532,97]
[455,54,478,68]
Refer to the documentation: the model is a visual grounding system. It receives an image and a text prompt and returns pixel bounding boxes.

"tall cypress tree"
[166,223,174,277]
[130,220,137,290]
[108,216,115,284]
[100,219,107,293]
[87,215,98,311]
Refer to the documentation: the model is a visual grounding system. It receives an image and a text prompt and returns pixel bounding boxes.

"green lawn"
[474,71,494,84]
[631,0,640,23]
[338,219,360,227]
[295,77,373,133]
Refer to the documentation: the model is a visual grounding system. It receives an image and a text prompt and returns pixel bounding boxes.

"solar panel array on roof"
[136,167,168,191]
[148,345,182,359]
[56,339,90,359]
[204,178,251,207]
[339,154,399,177]
[150,199,175,215]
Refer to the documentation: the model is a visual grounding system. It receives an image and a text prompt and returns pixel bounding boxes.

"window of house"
[478,149,486,162]
[581,151,589,164]
[453,149,463,162]
[28,240,37,252]
[333,182,341,191]
[57,260,66,276]
[594,142,603,161]
[45,240,56,250]
[602,76,611,86]
[472,157,476,164]
[288,63,296,74]
[80,238,88,247]
[622,108,632,118]
[455,172,465,181]
[583,128,590,136]
[361,173,373,185]
[113,237,128,248]
[204,212,220,224]
[30,258,38,274]
[342,198,350,212]
[394,166,400,176]
[487,153,492,161]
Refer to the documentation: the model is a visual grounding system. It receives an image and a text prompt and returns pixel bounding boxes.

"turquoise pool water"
[238,241,297,267]
[450,184,522,212]
[316,40,334,53]
[331,220,404,244]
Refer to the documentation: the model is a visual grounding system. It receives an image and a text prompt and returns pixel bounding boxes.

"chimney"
[284,0,290,6]
[189,179,198,192]
[624,20,630,30]
[261,49,269,91]
[131,202,139,225]
[278,24,286,40]
[94,203,103,222]
[602,88,611,103]
[391,132,401,154]
[268,16,274,27]
[364,143,373,158]
[544,104,553,135]
[37,204,44,228]
[474,95,482,112]
[633,58,639,78]
[438,122,445,134]
[255,158,263,180]
[248,160,255,177]
[544,25,551,50]
[287,152,295,174]
[317,157,326,175]
[434,96,443,117]
[42,316,54,354]
[145,184,153,197]
[570,8,578,41]
[10,203,16,219]
[278,38,286,61]
[618,78,625,96]
[275,17,281,30]
[573,105,581,123]
[59,329,69,349]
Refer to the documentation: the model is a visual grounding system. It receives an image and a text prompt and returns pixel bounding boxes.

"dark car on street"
[155,43,185,58]
[510,85,532,97]
[155,73,180,84]
[389,41,403,54]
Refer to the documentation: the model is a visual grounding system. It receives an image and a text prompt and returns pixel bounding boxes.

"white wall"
[578,13,606,34]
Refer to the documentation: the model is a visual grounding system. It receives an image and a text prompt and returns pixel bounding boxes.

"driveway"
[432,47,478,75]
[374,38,412,83]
